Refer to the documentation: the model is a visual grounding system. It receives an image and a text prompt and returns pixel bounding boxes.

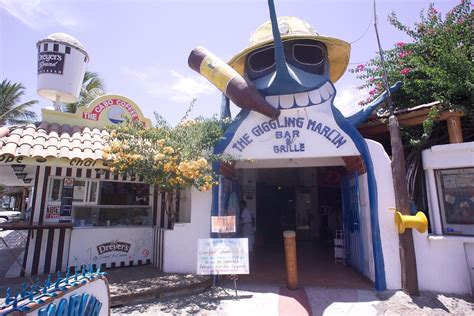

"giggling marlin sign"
[230,114,348,155]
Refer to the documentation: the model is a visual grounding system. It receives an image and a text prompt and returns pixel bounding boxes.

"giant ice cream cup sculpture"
[189,0,400,291]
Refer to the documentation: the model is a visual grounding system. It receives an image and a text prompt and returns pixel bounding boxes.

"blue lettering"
[321,126,331,137]
[85,295,96,316]
[90,300,102,316]
[79,293,90,316]
[39,304,56,316]
[251,125,263,136]
[56,298,68,316]
[285,117,296,127]
[296,117,304,128]
[69,294,81,316]
[334,136,347,148]
[307,119,317,130]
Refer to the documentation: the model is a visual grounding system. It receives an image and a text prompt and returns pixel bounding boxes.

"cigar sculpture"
[188,46,280,120]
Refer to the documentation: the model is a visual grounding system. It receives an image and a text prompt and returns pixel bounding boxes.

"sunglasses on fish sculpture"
[246,40,327,80]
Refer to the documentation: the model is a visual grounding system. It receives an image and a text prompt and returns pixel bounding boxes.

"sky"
[0,0,460,126]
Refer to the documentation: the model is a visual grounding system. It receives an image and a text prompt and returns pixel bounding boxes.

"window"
[46,177,152,228]
[435,168,474,236]
[99,182,149,205]
[48,178,62,202]
[47,178,98,204]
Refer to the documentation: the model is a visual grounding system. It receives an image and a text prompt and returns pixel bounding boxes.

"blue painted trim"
[210,162,220,239]
[220,93,231,121]
[213,109,250,155]
[346,81,402,127]
[332,105,387,291]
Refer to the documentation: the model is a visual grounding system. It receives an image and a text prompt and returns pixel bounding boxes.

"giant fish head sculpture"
[228,16,349,108]
[223,0,399,125]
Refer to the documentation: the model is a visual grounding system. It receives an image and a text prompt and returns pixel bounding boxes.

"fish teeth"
[279,94,294,109]
[320,84,330,100]
[308,89,321,104]
[294,92,309,107]
[265,95,279,108]
[326,82,335,96]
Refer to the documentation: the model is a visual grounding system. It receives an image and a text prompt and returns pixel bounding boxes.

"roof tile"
[0,122,109,164]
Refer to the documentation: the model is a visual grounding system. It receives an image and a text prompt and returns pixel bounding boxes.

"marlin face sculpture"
[225,0,399,125]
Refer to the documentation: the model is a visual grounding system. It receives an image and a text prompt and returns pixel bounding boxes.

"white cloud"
[334,85,369,117]
[121,65,215,104]
[0,0,79,30]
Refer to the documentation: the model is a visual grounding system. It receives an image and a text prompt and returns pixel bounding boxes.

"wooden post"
[283,230,298,290]
[388,115,419,295]
[446,115,463,144]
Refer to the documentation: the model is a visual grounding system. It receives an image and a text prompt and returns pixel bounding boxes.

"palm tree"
[0,79,38,126]
[62,71,105,113]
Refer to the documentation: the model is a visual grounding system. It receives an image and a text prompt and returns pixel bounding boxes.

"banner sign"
[46,206,60,219]
[197,238,249,275]
[211,216,236,233]
[38,52,65,75]
[69,227,152,267]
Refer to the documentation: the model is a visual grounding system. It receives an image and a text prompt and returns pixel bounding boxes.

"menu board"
[197,238,249,275]
[211,216,236,233]
[60,177,74,222]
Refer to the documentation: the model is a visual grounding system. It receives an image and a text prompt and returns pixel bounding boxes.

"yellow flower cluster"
[177,158,207,179]
[178,119,197,128]
[104,134,217,192]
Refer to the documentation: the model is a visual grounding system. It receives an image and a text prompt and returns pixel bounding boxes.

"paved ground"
[112,283,474,316]
[0,230,27,278]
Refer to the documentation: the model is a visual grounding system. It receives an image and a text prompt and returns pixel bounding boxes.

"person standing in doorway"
[240,200,255,252]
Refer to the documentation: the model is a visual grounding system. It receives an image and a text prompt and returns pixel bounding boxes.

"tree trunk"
[388,115,419,296]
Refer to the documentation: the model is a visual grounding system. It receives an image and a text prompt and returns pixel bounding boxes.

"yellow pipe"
[394,211,428,234]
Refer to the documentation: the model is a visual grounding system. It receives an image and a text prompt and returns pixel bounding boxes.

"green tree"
[62,71,105,113]
[351,0,472,145]
[0,79,38,126]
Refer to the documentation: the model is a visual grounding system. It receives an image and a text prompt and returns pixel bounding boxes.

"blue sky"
[1,0,460,125]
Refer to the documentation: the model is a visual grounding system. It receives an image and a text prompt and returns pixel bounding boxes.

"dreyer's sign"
[97,241,131,255]
[38,52,65,75]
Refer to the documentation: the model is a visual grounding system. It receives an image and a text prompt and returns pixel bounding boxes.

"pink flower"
[356,64,365,72]
[369,89,376,96]
[396,42,405,48]
[399,50,412,58]
[400,67,411,75]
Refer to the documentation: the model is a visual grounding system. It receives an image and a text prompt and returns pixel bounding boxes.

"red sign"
[82,98,140,121]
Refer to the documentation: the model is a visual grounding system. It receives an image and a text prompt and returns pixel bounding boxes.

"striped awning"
[0,121,109,161]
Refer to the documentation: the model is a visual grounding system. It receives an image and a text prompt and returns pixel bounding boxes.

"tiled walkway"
[238,241,371,289]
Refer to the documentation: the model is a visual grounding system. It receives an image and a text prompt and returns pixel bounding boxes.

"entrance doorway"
[237,166,371,288]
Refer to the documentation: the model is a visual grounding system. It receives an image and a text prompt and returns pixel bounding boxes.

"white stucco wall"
[162,188,211,273]
[358,173,375,282]
[366,139,402,290]
[413,234,473,294]
[417,142,474,295]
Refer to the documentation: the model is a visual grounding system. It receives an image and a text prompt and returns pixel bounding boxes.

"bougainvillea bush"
[352,1,472,112]
[351,0,472,147]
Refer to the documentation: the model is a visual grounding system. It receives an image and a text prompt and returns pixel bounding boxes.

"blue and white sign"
[223,104,358,160]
